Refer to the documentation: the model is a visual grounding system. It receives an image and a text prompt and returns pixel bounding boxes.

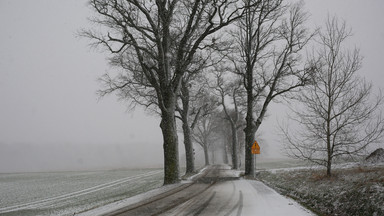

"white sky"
[0,0,383,172]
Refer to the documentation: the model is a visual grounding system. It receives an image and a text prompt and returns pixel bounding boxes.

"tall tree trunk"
[326,156,332,177]
[223,142,229,164]
[203,144,210,166]
[182,120,195,174]
[245,119,263,176]
[326,86,332,177]
[244,125,255,175]
[160,92,180,185]
[244,65,255,175]
[226,132,233,165]
[326,117,332,177]
[180,80,195,175]
[231,124,239,169]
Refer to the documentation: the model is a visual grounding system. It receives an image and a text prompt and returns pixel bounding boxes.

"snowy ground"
[80,164,315,216]
[159,179,315,216]
[0,169,163,216]
[258,162,384,216]
[78,166,210,216]
[3,160,380,216]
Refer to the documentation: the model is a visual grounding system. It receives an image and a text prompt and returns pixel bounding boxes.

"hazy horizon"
[1,0,383,172]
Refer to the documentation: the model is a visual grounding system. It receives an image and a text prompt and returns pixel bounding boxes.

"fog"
[0,0,383,172]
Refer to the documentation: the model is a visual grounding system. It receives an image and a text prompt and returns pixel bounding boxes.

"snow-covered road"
[86,165,314,216]
[162,179,313,216]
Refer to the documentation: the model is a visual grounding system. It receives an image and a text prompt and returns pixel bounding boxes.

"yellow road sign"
[251,141,260,154]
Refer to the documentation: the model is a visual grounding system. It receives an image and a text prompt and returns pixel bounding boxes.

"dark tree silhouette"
[230,0,314,176]
[82,0,245,184]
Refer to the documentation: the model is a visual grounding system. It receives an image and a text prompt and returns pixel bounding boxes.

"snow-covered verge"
[257,163,384,216]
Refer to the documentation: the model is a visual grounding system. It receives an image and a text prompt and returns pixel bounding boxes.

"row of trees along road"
[82,0,384,184]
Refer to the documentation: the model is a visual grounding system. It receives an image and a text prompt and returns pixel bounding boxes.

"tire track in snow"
[223,190,243,216]
[0,170,162,214]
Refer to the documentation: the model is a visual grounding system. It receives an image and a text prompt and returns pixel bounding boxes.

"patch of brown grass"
[309,171,338,182]
[335,166,384,183]
[341,166,379,174]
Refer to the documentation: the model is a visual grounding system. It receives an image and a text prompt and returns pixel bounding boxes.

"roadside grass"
[257,165,384,216]
[239,158,308,170]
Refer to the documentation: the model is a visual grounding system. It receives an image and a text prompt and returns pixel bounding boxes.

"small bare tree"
[193,111,219,166]
[282,16,384,176]
[214,117,232,164]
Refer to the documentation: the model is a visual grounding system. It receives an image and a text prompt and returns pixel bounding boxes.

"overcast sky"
[0,0,383,172]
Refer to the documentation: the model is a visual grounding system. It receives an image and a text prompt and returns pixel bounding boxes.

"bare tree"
[231,0,315,176]
[211,113,232,164]
[176,72,213,174]
[82,0,245,184]
[282,16,384,176]
[193,112,219,166]
[213,71,244,169]
[176,45,227,175]
[177,77,198,175]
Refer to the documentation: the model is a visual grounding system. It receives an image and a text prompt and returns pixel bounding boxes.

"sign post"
[254,153,256,178]
[251,141,260,177]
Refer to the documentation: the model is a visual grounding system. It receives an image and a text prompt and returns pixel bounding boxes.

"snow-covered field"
[3,159,381,216]
[258,162,384,216]
[0,168,163,216]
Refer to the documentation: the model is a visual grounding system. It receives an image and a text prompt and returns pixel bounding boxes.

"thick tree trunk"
[244,84,268,174]
[244,66,255,175]
[231,124,239,170]
[182,120,195,174]
[160,92,180,185]
[326,157,332,177]
[180,81,195,175]
[244,125,255,176]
